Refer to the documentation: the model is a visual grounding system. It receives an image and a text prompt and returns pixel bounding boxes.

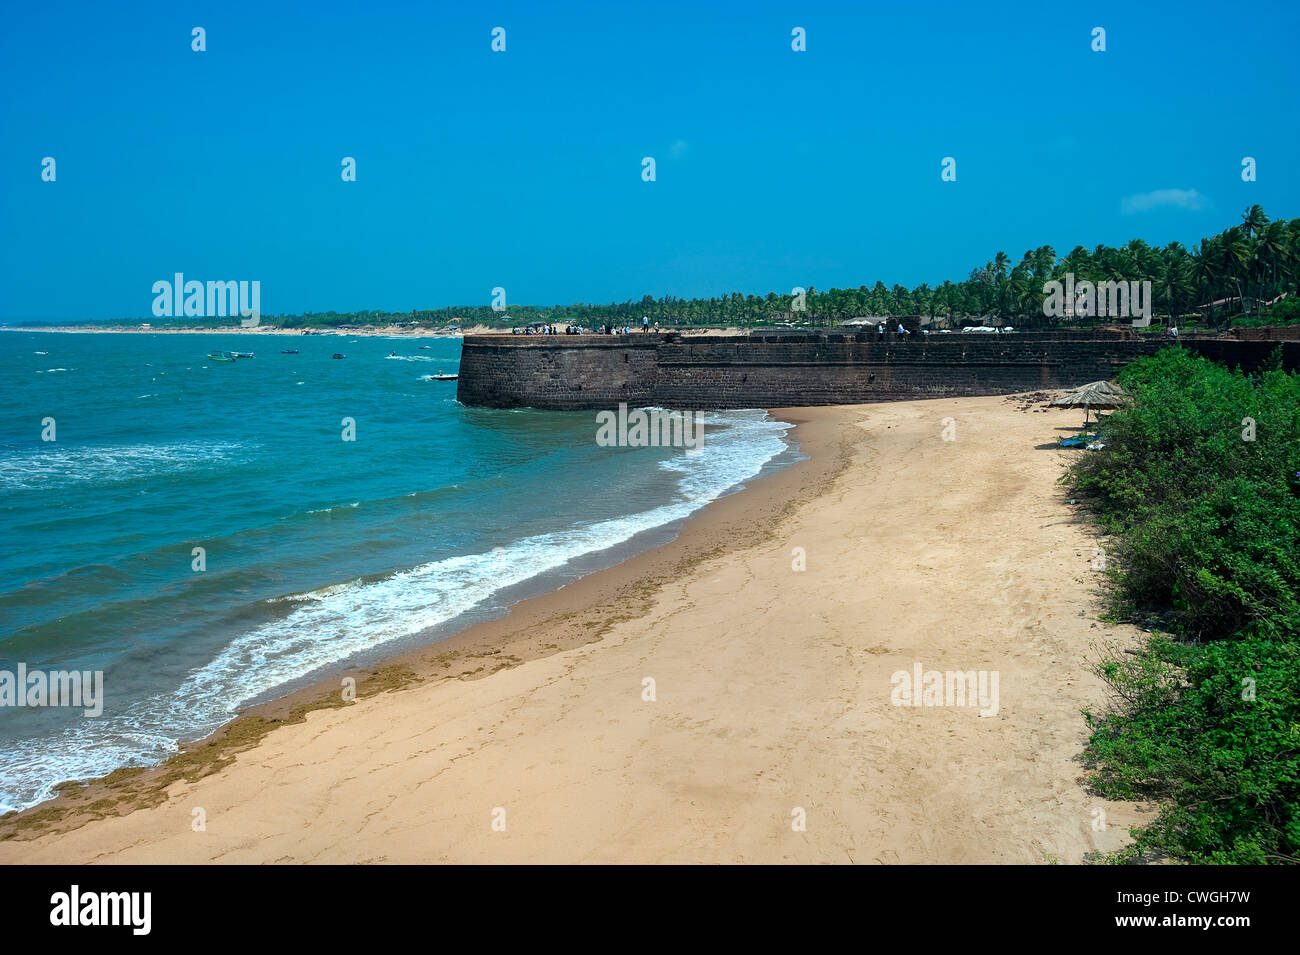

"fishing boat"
[280,348,299,354]
[231,350,255,358]
[332,353,346,359]
[207,351,236,362]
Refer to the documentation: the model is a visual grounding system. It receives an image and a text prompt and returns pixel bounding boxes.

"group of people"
[567,323,635,335]
[509,319,658,335]
[876,321,911,337]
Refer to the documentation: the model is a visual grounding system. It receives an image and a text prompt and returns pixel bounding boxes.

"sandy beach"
[0,394,1142,864]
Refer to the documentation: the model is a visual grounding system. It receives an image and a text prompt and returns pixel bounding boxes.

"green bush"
[1084,634,1300,863]
[1233,296,1300,328]
[1072,348,1300,640]
[1068,346,1300,863]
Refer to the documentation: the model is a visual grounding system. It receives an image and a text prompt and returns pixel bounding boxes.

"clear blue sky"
[2,0,1297,320]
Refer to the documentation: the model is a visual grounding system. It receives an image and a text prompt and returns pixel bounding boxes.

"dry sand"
[0,395,1142,864]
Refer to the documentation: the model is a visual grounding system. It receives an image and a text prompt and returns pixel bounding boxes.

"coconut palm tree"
[1218,227,1251,319]
[1157,244,1195,328]
[1241,204,1268,240]
[1257,220,1288,292]
[1006,265,1032,320]
[940,280,956,323]
[993,250,1010,281]
[1192,237,1222,326]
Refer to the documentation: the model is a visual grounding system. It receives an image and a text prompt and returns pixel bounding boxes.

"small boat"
[231,350,255,358]
[419,345,430,349]
[207,351,236,362]
[280,348,299,354]
[332,353,346,359]
[431,370,458,381]
[34,351,48,355]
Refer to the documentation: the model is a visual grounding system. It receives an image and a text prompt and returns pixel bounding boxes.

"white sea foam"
[0,442,246,490]
[169,411,789,722]
[305,501,360,514]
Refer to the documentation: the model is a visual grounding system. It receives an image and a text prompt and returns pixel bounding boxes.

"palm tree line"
[265,206,1297,331]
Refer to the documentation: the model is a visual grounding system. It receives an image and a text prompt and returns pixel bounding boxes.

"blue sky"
[2,0,1297,320]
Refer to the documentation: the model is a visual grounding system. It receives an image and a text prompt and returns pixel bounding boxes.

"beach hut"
[1051,380,1131,429]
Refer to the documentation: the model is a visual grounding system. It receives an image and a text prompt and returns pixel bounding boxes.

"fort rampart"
[456,332,1298,410]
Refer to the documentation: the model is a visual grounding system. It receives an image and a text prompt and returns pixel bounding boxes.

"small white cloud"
[671,139,688,158]
[1120,188,1208,215]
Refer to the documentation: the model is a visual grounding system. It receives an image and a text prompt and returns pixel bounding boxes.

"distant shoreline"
[0,324,755,338]
[0,324,487,337]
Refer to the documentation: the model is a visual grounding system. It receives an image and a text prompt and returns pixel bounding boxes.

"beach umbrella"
[1051,380,1130,429]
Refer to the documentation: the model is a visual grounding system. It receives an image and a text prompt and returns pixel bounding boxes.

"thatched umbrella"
[1051,380,1131,429]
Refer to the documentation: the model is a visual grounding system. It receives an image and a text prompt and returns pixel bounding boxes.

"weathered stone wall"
[1226,325,1300,342]
[455,337,661,409]
[456,332,1298,410]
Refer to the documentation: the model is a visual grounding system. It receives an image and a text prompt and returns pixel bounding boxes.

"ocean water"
[0,331,800,813]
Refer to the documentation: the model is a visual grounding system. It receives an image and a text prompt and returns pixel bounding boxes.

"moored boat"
[207,351,236,362]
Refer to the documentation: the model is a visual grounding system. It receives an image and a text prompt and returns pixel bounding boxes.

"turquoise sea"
[0,331,800,813]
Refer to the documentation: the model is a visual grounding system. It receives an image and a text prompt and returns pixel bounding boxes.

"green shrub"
[1068,347,1300,863]
[1072,348,1300,640]
[1085,635,1300,864]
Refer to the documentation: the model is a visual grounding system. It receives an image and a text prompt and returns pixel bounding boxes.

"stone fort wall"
[456,332,1298,410]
